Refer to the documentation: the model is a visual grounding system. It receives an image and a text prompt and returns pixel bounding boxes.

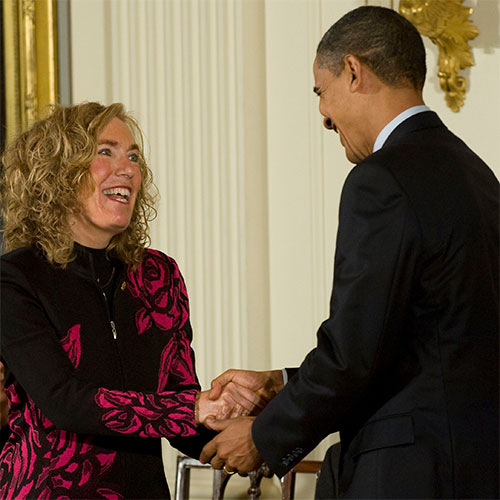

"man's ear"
[344,54,362,91]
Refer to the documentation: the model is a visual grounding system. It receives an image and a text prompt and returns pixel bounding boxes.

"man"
[200,6,499,498]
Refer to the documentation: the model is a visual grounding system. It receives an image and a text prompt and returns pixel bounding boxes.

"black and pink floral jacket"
[0,246,210,499]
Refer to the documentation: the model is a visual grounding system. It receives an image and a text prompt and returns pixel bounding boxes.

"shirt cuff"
[281,368,288,386]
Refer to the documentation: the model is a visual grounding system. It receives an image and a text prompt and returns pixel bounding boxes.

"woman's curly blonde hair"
[1,102,157,268]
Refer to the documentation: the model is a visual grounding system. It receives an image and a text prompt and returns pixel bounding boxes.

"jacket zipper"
[98,280,127,387]
[101,290,117,340]
[110,319,117,340]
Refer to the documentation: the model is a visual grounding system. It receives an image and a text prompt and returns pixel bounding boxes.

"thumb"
[208,381,223,400]
[209,369,236,400]
[204,416,233,432]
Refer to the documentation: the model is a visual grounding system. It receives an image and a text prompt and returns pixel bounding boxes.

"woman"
[0,102,241,499]
[0,362,8,449]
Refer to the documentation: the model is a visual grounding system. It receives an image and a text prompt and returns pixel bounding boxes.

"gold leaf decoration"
[3,0,58,143]
[399,0,479,112]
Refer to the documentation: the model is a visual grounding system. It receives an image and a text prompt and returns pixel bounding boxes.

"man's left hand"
[199,416,263,474]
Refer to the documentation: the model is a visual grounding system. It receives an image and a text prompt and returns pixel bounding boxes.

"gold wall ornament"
[19,0,37,130]
[3,0,59,144]
[399,0,479,112]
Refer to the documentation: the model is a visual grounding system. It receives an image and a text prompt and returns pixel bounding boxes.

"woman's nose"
[115,155,135,178]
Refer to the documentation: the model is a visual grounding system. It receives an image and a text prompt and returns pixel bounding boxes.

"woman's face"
[69,117,142,248]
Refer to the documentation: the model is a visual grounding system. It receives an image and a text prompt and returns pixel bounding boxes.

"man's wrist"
[266,369,285,395]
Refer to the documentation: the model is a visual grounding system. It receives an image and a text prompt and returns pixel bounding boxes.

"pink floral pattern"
[0,386,122,500]
[93,252,199,436]
[60,324,81,368]
[0,249,199,498]
[94,388,197,438]
[127,250,198,392]
[127,250,190,334]
[157,333,197,391]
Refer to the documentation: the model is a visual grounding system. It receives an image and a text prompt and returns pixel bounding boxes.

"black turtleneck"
[73,243,120,314]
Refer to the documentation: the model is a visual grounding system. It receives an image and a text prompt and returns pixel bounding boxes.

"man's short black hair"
[317,6,426,90]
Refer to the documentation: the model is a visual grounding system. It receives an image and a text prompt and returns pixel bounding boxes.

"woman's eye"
[129,153,139,163]
[98,148,111,156]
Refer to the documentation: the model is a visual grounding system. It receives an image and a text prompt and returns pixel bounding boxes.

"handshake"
[194,368,284,426]
[193,368,286,474]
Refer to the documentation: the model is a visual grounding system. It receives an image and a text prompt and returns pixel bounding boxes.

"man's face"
[313,57,371,164]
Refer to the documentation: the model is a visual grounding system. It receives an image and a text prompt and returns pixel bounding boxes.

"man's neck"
[365,87,425,151]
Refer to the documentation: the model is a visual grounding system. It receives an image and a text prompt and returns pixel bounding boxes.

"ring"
[223,465,236,475]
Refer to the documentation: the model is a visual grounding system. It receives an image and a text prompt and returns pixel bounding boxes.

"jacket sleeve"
[1,257,200,440]
[252,161,421,477]
[168,426,218,459]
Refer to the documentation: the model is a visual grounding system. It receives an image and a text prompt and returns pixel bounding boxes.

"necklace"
[97,266,116,290]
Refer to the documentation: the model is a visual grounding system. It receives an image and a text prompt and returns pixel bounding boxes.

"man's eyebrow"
[313,86,320,95]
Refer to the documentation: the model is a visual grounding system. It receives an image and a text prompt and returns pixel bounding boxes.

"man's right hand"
[208,369,284,418]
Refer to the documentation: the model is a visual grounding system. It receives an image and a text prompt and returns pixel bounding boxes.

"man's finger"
[208,381,223,400]
[199,436,218,464]
[209,370,237,400]
[224,382,263,409]
[210,456,226,470]
[204,417,233,432]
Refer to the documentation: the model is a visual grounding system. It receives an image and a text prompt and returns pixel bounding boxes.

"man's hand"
[195,389,254,426]
[199,416,263,474]
[209,369,284,417]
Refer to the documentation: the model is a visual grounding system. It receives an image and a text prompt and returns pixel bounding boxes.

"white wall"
[421,0,500,171]
[264,0,500,372]
[70,0,500,497]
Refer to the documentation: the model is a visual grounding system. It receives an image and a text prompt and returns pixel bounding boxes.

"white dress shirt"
[373,105,430,153]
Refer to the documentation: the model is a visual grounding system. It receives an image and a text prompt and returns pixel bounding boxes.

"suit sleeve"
[252,162,421,477]
[1,259,199,440]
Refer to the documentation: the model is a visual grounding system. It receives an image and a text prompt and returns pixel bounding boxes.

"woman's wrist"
[194,391,201,426]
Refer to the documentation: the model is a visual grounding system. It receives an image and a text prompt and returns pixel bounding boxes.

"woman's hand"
[195,388,253,426]
[209,369,284,416]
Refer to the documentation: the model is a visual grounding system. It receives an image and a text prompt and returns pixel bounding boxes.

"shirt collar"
[373,105,430,153]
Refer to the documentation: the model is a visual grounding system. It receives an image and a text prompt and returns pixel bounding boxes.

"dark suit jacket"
[253,112,499,499]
